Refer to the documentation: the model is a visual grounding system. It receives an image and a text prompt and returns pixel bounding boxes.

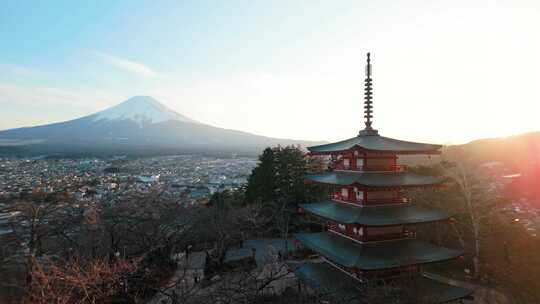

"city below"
[0,155,257,236]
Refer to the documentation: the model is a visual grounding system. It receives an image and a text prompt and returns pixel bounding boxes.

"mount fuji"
[92,96,199,126]
[0,96,322,156]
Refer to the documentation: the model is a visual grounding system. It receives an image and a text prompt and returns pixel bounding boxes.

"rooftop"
[308,134,441,154]
[295,232,463,270]
[289,261,473,303]
[300,201,450,226]
[305,171,443,187]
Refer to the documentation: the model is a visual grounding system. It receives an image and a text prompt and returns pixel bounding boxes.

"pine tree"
[246,147,277,203]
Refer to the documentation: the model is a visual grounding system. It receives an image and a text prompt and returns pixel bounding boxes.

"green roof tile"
[305,171,443,187]
[308,134,441,154]
[301,201,450,226]
[289,262,473,303]
[295,232,463,270]
[288,261,363,303]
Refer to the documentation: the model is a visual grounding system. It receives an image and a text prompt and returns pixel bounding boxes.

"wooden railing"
[333,162,351,170]
[359,164,408,172]
[332,193,411,204]
[365,197,411,204]
[331,163,408,172]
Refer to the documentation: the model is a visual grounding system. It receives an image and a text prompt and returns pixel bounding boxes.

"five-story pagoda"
[291,53,473,303]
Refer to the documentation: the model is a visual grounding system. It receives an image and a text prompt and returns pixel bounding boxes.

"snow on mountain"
[92,96,198,125]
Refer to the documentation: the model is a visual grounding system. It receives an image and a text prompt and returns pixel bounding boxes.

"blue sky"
[1,0,540,143]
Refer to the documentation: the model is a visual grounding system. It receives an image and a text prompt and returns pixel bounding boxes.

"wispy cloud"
[0,83,124,130]
[94,51,159,78]
[0,63,38,78]
[0,83,119,110]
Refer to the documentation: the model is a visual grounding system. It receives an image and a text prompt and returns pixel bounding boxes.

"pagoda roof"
[288,261,363,303]
[305,171,443,187]
[308,134,442,155]
[289,261,473,303]
[300,201,450,226]
[295,232,463,270]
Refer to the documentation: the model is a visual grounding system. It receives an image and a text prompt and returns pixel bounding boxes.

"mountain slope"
[444,131,540,167]
[0,96,323,156]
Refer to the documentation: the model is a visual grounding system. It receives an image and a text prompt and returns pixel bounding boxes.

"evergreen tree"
[246,147,277,202]
[246,145,327,205]
[273,145,307,204]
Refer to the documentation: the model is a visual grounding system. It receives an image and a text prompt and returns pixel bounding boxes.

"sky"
[1,0,539,144]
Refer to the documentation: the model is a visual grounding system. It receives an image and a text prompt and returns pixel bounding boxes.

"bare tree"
[442,159,506,278]
[23,256,138,304]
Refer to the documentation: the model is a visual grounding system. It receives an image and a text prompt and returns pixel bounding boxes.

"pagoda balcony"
[333,162,352,171]
[331,193,358,204]
[328,223,416,243]
[365,197,412,205]
[331,193,411,205]
[360,164,408,172]
[332,163,408,172]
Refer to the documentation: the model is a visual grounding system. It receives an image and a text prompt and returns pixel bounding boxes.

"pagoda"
[291,53,473,303]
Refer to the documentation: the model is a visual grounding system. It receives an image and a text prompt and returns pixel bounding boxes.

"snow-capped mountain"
[92,96,198,126]
[0,96,321,156]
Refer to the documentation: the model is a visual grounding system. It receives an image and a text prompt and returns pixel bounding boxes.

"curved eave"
[307,135,442,155]
[287,262,363,302]
[289,262,473,303]
[309,145,442,156]
[305,171,443,188]
[300,201,450,226]
[295,232,463,271]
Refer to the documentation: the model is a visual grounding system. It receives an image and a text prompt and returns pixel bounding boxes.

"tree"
[23,256,138,304]
[246,148,276,203]
[1,189,201,303]
[0,191,86,298]
[442,160,506,278]
[410,160,507,279]
[3,192,83,258]
[246,145,324,206]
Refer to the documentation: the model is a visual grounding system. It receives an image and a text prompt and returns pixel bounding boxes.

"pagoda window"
[343,158,350,170]
[352,226,363,237]
[354,187,364,202]
[356,158,364,170]
[341,188,349,200]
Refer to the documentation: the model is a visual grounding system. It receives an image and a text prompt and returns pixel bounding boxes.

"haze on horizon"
[1,0,539,145]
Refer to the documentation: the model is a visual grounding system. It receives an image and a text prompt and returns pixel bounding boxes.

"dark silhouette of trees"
[246,146,308,205]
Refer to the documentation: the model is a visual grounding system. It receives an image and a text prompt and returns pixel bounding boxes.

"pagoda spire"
[359,52,378,136]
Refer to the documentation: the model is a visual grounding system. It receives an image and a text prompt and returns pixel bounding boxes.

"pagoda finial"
[359,52,378,136]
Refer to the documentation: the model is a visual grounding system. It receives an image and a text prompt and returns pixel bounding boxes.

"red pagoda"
[291,53,473,303]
